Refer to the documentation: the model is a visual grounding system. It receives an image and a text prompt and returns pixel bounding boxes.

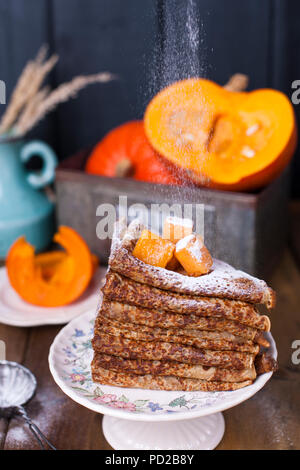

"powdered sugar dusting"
[188,238,204,260]
[176,234,195,251]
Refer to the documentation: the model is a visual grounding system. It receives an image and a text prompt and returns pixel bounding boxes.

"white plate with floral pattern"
[48,308,277,450]
[0,267,105,327]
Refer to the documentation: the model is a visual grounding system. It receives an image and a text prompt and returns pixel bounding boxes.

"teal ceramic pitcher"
[0,136,58,258]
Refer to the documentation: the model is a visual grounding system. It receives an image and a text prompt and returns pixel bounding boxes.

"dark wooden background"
[0,0,300,196]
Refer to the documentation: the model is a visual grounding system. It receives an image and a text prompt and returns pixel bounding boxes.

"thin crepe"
[92,365,253,391]
[95,315,260,354]
[92,332,255,370]
[109,218,276,308]
[92,352,257,382]
[100,300,269,346]
[102,272,271,331]
[255,353,278,375]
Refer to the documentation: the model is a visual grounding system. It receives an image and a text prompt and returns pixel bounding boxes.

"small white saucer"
[0,266,106,327]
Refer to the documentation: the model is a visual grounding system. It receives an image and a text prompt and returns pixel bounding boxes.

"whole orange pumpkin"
[85,121,190,186]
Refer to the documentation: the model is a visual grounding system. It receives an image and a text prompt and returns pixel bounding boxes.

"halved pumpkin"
[144,78,297,191]
[6,227,97,307]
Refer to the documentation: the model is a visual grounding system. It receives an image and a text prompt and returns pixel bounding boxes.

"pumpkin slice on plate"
[35,250,99,279]
[144,78,297,191]
[6,226,98,307]
[85,120,191,186]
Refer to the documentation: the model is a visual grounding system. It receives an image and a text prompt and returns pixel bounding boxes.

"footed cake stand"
[49,310,277,450]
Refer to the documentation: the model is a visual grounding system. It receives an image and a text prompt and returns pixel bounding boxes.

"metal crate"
[56,150,290,279]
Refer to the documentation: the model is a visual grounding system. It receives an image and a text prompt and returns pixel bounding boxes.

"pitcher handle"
[20,140,58,189]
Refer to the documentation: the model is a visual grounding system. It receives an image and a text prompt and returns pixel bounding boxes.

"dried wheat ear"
[0,44,115,137]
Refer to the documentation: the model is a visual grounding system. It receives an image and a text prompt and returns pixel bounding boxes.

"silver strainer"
[0,360,56,450]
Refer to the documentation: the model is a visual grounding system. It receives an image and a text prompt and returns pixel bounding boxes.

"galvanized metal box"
[55,150,290,279]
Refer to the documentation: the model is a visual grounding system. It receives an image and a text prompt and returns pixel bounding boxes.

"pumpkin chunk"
[175,234,213,276]
[166,255,180,271]
[132,229,175,268]
[163,216,193,243]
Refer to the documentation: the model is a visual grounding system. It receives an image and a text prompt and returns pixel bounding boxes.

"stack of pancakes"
[91,219,277,392]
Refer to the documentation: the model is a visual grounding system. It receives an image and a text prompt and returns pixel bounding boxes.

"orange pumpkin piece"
[6,226,96,307]
[166,255,180,271]
[35,250,68,281]
[144,78,297,191]
[163,216,193,243]
[175,234,213,276]
[35,251,99,280]
[85,121,189,186]
[132,229,175,268]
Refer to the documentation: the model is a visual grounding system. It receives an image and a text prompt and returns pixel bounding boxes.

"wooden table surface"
[1,204,300,450]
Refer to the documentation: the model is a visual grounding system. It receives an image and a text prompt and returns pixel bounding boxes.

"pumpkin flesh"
[144,79,297,191]
[6,226,95,307]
